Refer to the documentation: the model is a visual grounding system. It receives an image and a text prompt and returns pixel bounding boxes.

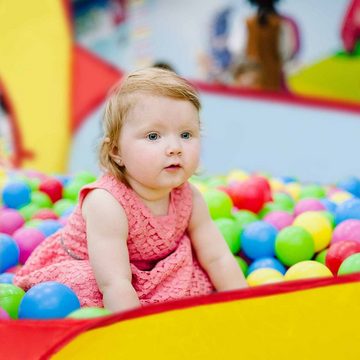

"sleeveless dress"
[14,174,214,306]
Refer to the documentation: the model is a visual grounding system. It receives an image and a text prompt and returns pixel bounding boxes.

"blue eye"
[147,132,159,141]
[181,132,192,139]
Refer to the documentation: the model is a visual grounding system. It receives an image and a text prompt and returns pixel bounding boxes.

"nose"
[166,136,182,156]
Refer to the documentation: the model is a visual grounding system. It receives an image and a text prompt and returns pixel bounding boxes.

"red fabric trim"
[193,80,360,115]
[26,273,360,359]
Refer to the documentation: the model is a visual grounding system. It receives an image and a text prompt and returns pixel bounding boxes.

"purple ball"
[0,307,10,320]
[12,228,46,264]
[294,199,325,216]
[264,211,294,230]
[0,209,25,235]
[332,219,360,245]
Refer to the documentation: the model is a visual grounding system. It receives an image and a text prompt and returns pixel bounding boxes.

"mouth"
[165,164,182,170]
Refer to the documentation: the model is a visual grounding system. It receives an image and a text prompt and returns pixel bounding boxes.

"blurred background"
[1,0,360,182]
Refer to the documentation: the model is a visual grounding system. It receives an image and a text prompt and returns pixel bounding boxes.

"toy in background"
[341,0,360,54]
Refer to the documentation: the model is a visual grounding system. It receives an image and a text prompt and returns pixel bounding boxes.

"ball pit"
[284,261,333,281]
[326,240,360,274]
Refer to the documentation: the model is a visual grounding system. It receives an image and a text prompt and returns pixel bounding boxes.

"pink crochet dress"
[14,174,214,306]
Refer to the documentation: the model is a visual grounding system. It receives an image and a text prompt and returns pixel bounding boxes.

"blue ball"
[0,273,15,284]
[2,181,31,209]
[279,176,297,184]
[337,176,360,198]
[0,234,19,273]
[320,199,337,214]
[18,281,80,319]
[36,220,63,237]
[335,198,360,225]
[247,257,286,275]
[241,221,278,260]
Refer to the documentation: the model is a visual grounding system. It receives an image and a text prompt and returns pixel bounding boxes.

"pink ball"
[332,219,360,245]
[264,211,294,230]
[0,209,25,235]
[0,307,10,320]
[33,209,58,220]
[294,199,325,216]
[12,228,46,264]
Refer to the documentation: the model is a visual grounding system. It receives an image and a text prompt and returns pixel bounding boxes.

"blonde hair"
[99,67,201,183]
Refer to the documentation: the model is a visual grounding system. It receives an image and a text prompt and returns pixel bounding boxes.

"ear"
[109,145,124,166]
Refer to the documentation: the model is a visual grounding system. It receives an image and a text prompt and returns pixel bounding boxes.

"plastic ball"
[33,208,58,220]
[0,283,25,319]
[320,199,337,214]
[294,199,325,216]
[293,211,332,252]
[12,228,46,264]
[225,178,268,213]
[263,211,293,230]
[241,221,278,260]
[272,192,294,212]
[0,234,20,273]
[0,273,15,284]
[247,257,286,275]
[63,180,84,202]
[53,198,75,216]
[335,199,360,225]
[275,226,315,266]
[326,240,360,275]
[330,191,353,205]
[332,219,360,244]
[36,219,63,237]
[284,261,333,281]
[19,203,41,221]
[203,189,233,219]
[234,256,248,275]
[18,281,81,319]
[74,171,97,185]
[39,178,63,203]
[338,253,360,275]
[232,210,258,233]
[285,182,301,201]
[315,249,328,265]
[320,211,335,228]
[0,208,25,235]
[214,218,241,254]
[299,185,326,199]
[1,181,31,209]
[0,307,10,320]
[246,268,284,286]
[337,176,360,198]
[31,191,53,208]
[227,169,249,182]
[67,307,111,319]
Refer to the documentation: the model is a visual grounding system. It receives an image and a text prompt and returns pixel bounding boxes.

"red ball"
[39,178,63,203]
[249,176,272,202]
[32,209,58,220]
[325,240,360,275]
[226,179,267,213]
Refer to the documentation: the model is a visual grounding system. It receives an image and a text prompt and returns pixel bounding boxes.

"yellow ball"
[246,268,284,287]
[227,169,249,183]
[293,211,332,252]
[269,178,285,192]
[285,182,301,201]
[329,191,353,204]
[285,261,333,281]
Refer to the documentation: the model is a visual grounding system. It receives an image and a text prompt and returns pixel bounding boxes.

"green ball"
[23,177,40,191]
[0,284,25,319]
[53,199,75,216]
[25,219,43,228]
[67,307,112,319]
[63,181,84,202]
[338,253,360,275]
[31,191,52,208]
[315,249,328,265]
[275,226,315,266]
[203,189,233,220]
[205,177,227,188]
[273,192,295,212]
[258,202,292,218]
[232,210,258,233]
[74,171,97,185]
[234,256,248,276]
[19,203,40,221]
[215,218,241,254]
[299,185,326,199]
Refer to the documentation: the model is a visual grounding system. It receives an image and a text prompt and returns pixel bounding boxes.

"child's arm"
[188,185,248,291]
[82,189,141,312]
